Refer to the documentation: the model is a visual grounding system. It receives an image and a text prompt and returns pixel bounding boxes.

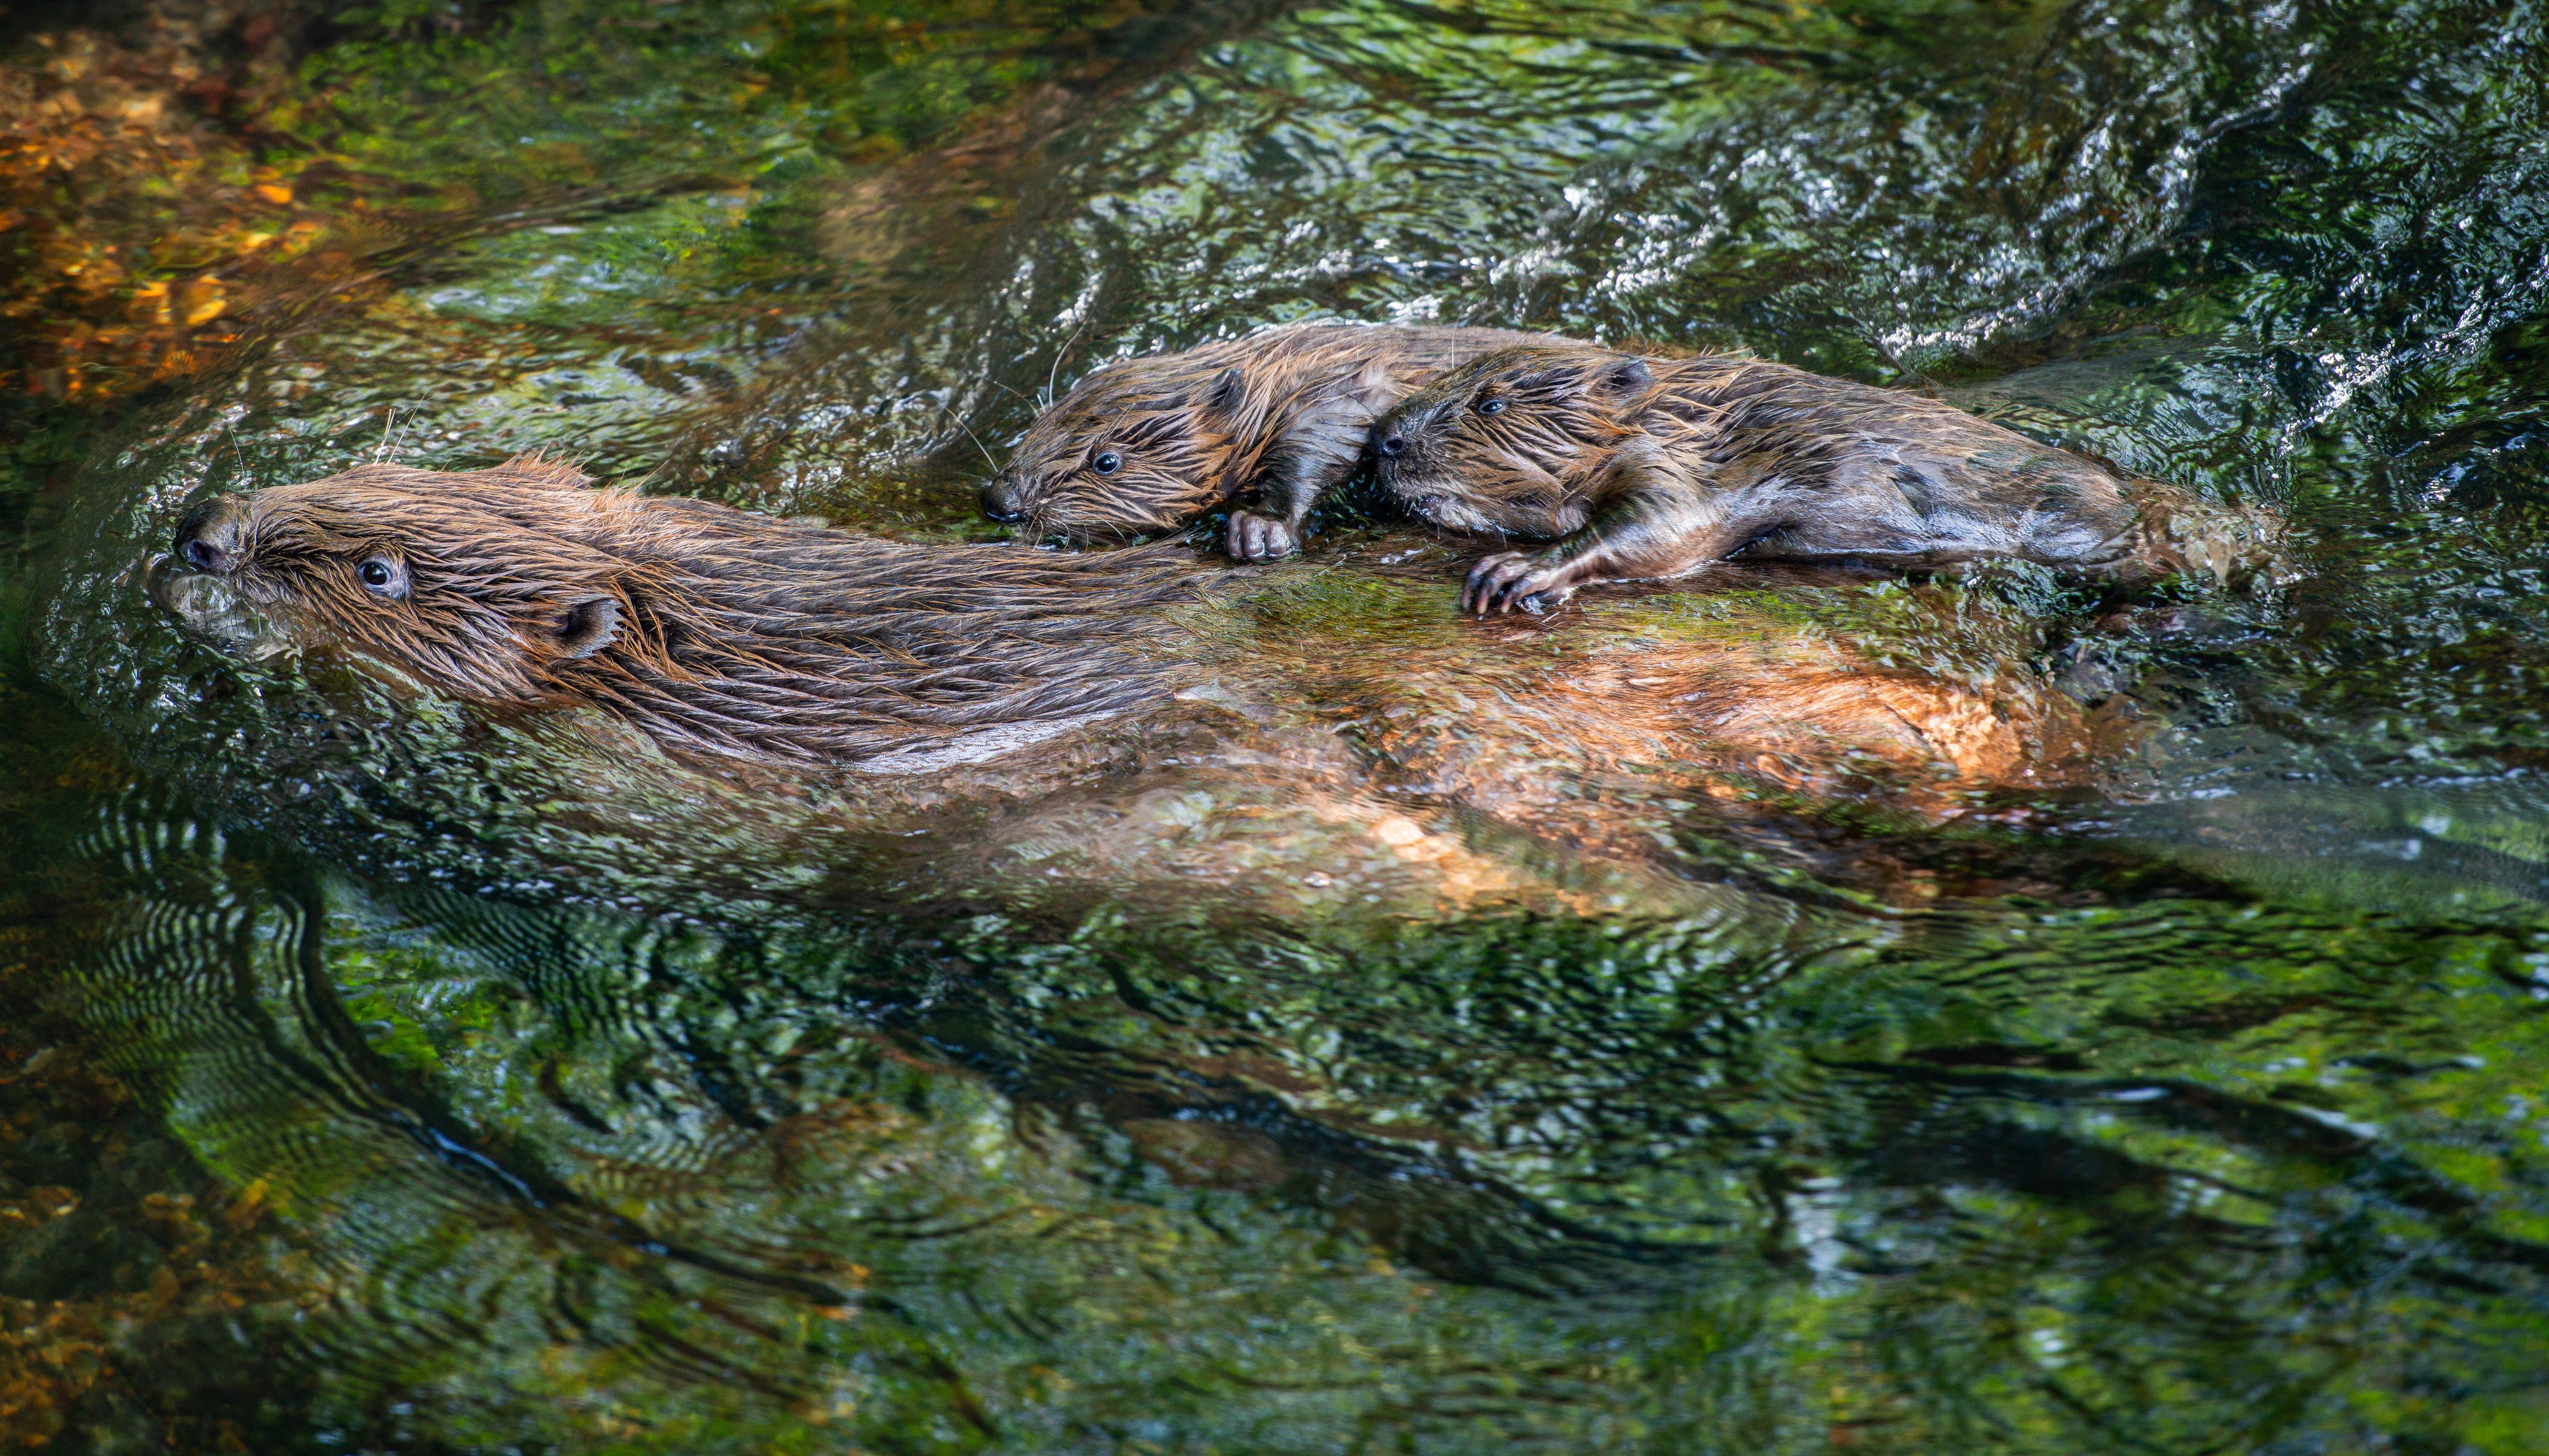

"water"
[2,0,2546,1450]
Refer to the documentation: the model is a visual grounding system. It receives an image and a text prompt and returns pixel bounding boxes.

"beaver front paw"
[1226,510,1300,562]
[1462,552,1576,616]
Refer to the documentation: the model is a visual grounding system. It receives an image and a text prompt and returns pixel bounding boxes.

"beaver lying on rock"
[981,322,1554,560]
[1366,342,2279,614]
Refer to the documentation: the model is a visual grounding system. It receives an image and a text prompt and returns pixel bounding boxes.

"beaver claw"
[1227,510,1299,562]
[1462,551,1575,616]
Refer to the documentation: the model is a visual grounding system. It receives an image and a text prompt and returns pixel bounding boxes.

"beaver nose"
[173,495,250,574]
[979,478,1029,524]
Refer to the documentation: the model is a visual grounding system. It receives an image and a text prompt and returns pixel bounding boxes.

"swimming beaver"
[1366,342,2278,614]
[159,457,1201,769]
[981,322,1556,560]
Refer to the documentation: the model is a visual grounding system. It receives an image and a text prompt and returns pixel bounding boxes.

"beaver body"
[1366,342,2275,614]
[983,322,1557,560]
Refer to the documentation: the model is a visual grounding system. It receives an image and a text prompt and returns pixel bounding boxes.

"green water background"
[2,0,2548,1450]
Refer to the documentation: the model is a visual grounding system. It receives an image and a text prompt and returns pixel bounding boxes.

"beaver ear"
[551,593,623,660]
[1594,357,1652,399]
[1201,366,1246,418]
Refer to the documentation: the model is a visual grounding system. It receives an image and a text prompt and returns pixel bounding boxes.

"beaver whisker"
[933,400,1002,479]
[1043,317,1090,414]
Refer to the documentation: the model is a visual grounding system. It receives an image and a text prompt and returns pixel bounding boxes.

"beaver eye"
[357,557,405,596]
[1091,451,1123,475]
[1477,397,1507,415]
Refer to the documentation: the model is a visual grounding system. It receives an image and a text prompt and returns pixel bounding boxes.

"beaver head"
[162,458,674,703]
[159,457,1195,767]
[982,352,1256,543]
[1368,343,1656,538]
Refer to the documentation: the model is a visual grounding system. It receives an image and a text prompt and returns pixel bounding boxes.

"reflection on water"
[4,0,2549,1450]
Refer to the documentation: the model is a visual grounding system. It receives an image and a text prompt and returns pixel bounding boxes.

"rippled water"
[3,0,2548,1450]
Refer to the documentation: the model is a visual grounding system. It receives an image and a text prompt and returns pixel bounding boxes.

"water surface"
[3,0,2547,1450]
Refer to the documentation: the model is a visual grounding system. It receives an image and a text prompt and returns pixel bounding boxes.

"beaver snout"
[174,495,252,574]
[979,476,1030,524]
[1369,403,1443,468]
[1368,419,1422,473]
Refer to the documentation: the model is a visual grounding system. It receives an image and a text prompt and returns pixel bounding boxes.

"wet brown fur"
[161,462,2135,875]
[1370,343,2279,612]
[170,458,1200,767]
[988,322,1555,558]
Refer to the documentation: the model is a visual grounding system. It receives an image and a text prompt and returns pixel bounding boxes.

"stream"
[2,0,2546,1450]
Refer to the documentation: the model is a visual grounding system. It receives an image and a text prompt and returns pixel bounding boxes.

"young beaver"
[1367,342,2278,614]
[981,322,1556,560]
[159,458,1199,768]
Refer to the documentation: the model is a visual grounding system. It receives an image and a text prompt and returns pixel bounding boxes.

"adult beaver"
[981,322,1556,560]
[1365,342,2279,614]
[159,457,1201,770]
